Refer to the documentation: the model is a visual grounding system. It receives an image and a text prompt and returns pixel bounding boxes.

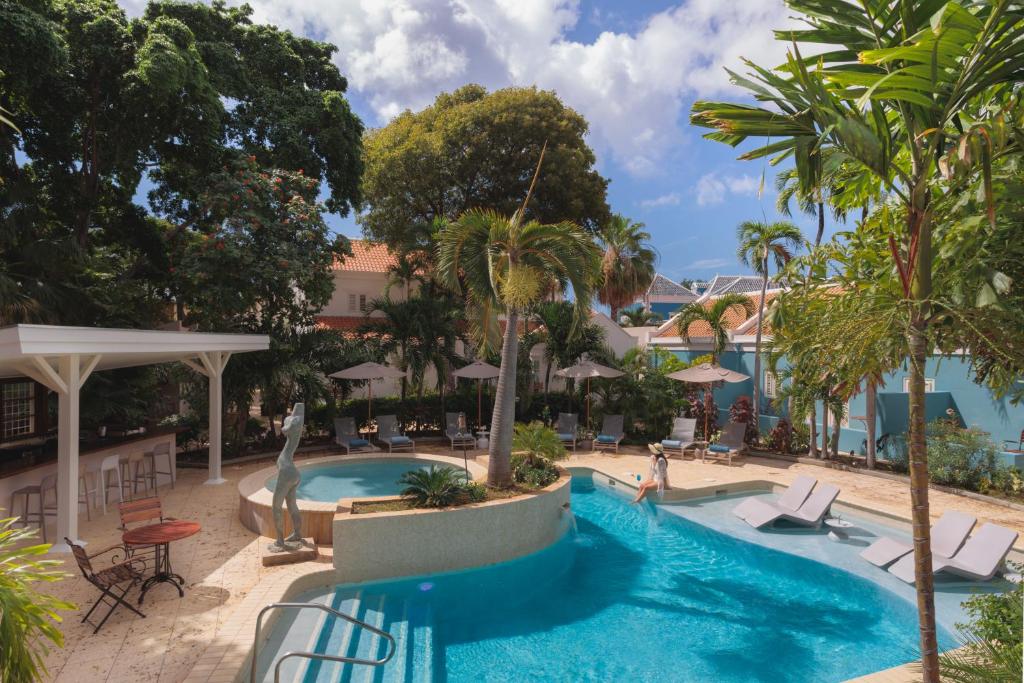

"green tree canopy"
[361,84,610,251]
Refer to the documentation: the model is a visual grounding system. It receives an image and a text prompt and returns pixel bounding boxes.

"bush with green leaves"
[940,568,1022,682]
[511,453,560,489]
[398,466,468,508]
[512,421,568,463]
[926,422,1009,492]
[0,516,74,683]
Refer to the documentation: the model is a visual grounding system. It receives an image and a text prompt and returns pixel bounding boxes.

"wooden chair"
[118,497,172,530]
[66,538,147,633]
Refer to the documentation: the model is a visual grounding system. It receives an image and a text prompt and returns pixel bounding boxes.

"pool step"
[255,592,361,683]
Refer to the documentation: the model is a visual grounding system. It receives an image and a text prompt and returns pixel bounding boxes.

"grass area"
[351,483,542,514]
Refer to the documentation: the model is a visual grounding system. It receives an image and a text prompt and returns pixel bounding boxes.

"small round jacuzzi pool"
[265,457,445,503]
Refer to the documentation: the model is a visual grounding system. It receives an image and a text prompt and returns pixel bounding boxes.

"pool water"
[259,478,953,682]
[266,458,446,502]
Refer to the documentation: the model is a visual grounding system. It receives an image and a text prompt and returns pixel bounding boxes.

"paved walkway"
[30,444,1024,682]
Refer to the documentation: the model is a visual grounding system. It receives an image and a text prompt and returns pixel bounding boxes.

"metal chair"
[1003,429,1024,452]
[375,415,415,453]
[334,417,372,454]
[9,473,56,542]
[593,415,625,454]
[446,412,475,452]
[145,441,175,489]
[556,413,578,452]
[100,453,126,513]
[66,538,147,633]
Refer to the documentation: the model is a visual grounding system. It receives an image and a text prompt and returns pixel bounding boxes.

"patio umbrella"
[666,362,749,440]
[329,361,405,422]
[556,360,625,429]
[451,360,500,428]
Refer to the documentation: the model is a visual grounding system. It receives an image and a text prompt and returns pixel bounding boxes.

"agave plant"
[398,466,468,508]
[0,516,74,683]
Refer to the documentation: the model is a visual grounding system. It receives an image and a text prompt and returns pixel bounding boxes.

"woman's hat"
[647,443,664,455]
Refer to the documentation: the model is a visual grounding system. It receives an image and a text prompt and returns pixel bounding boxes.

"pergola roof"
[0,324,270,379]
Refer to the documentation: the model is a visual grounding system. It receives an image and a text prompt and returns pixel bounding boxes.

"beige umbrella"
[329,361,406,421]
[451,360,501,427]
[556,360,625,429]
[667,362,749,440]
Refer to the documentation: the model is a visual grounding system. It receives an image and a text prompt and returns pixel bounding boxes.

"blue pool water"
[266,458,445,502]
[259,477,955,682]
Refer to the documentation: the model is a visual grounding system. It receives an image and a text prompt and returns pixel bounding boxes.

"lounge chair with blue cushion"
[375,414,415,453]
[860,510,976,568]
[556,413,578,453]
[662,417,699,458]
[446,412,475,452]
[334,417,372,454]
[702,421,747,465]
[887,522,1019,583]
[594,415,625,454]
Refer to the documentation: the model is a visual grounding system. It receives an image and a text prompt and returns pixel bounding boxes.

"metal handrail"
[251,602,396,683]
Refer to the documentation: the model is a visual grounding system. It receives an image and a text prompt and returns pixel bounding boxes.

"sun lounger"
[736,482,840,529]
[860,511,976,568]
[702,422,746,465]
[594,415,625,454]
[556,413,578,452]
[662,417,700,458]
[445,412,475,452]
[888,522,1019,583]
[732,475,816,521]
[375,414,415,453]
[334,417,372,454]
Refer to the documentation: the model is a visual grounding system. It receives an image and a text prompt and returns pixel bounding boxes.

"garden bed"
[352,484,540,514]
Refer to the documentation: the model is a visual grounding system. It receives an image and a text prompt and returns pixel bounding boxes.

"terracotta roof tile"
[333,240,397,273]
[656,291,780,338]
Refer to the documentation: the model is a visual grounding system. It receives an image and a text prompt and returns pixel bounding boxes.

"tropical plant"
[619,307,663,327]
[926,422,1004,491]
[398,466,468,508]
[767,418,793,454]
[728,396,759,445]
[675,293,755,363]
[530,300,605,394]
[596,214,657,322]
[940,570,1022,682]
[437,146,601,488]
[692,3,1024,675]
[512,421,569,463]
[0,516,73,683]
[736,219,803,418]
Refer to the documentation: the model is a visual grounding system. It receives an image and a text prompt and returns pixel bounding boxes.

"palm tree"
[437,158,600,487]
[675,293,755,364]
[596,214,657,322]
[531,300,605,395]
[736,220,802,419]
[619,307,662,327]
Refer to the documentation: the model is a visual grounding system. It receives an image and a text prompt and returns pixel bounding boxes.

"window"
[2,381,35,439]
[359,294,367,312]
[347,293,357,312]
[902,377,935,392]
[763,371,778,399]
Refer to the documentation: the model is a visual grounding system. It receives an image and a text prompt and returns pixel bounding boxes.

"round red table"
[122,520,200,604]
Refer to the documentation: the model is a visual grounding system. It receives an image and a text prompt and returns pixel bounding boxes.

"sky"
[118,0,847,284]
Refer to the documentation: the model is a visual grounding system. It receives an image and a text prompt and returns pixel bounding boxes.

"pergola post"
[184,351,232,485]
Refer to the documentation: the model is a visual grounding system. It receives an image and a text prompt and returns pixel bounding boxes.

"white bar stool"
[145,442,174,489]
[100,453,124,514]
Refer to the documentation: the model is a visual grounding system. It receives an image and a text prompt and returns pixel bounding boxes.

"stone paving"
[28,443,1024,682]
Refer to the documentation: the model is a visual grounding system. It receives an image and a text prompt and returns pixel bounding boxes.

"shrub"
[685,389,719,440]
[767,418,793,454]
[398,466,467,508]
[729,396,759,444]
[512,421,567,462]
[926,422,1004,490]
[940,567,1022,682]
[791,421,811,454]
[511,453,560,488]
[462,482,488,503]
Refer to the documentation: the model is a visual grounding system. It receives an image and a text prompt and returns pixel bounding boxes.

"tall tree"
[362,84,610,251]
[619,307,663,327]
[531,300,606,395]
[437,151,601,487]
[596,214,657,322]
[675,293,755,364]
[693,3,1024,676]
[736,220,802,419]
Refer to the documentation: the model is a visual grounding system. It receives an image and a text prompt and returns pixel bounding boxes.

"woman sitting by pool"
[633,444,670,503]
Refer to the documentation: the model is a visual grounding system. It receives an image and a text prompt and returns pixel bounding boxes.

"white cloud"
[685,258,730,270]
[134,0,796,178]
[639,192,681,209]
[695,172,761,206]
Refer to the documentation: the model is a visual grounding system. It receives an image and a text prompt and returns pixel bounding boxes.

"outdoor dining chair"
[66,538,147,633]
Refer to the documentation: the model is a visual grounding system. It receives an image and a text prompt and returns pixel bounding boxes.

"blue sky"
[118,0,847,283]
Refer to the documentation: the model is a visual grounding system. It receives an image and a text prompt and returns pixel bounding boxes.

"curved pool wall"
[252,468,988,683]
[238,453,486,543]
[332,469,572,583]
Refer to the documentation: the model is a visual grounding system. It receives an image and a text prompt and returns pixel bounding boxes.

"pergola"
[0,325,269,552]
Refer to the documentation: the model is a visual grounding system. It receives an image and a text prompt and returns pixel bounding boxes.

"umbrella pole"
[368,380,373,424]
[704,383,710,442]
[587,377,591,431]
[477,379,482,428]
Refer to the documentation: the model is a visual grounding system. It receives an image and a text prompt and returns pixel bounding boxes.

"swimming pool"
[256,475,959,682]
[265,458,447,502]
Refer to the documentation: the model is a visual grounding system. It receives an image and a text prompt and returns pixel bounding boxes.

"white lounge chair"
[860,511,976,568]
[888,523,1020,583]
[736,482,840,529]
[661,417,700,458]
[732,475,816,522]
[594,415,625,454]
[556,413,578,452]
[375,415,415,453]
[702,422,747,465]
[334,417,372,454]
[445,412,475,452]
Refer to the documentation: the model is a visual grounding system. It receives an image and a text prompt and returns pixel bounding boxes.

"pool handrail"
[251,601,396,682]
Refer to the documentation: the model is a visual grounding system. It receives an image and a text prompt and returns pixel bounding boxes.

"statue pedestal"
[260,537,319,567]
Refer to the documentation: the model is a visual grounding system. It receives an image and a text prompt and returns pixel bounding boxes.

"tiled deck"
[30,444,1024,682]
